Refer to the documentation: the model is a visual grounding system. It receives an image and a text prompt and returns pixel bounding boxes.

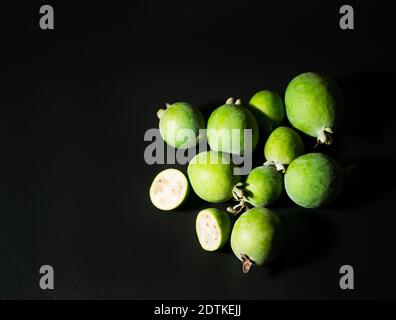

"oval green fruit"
[231,207,284,273]
[187,151,241,203]
[244,166,283,207]
[196,208,232,251]
[149,168,189,211]
[284,153,343,208]
[264,126,304,172]
[207,98,259,155]
[284,72,344,145]
[229,166,282,214]
[249,90,285,133]
[157,102,205,149]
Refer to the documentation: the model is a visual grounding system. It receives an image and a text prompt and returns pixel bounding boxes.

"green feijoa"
[284,153,343,208]
[207,98,259,155]
[187,151,241,203]
[285,72,344,146]
[149,168,189,211]
[249,90,285,133]
[264,126,304,172]
[196,208,232,251]
[228,166,282,214]
[231,207,284,273]
[157,102,205,149]
[244,166,283,207]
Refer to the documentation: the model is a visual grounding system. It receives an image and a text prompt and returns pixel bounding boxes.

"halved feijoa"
[196,208,232,251]
[149,168,189,211]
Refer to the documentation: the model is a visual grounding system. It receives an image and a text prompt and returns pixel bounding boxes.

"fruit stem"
[231,182,245,200]
[227,183,249,216]
[264,160,285,173]
[315,127,333,147]
[226,200,248,216]
[241,254,253,273]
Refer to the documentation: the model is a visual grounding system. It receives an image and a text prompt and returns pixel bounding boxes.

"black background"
[1,0,395,299]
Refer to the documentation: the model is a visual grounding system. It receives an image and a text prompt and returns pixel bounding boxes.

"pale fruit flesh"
[196,208,231,251]
[149,168,189,210]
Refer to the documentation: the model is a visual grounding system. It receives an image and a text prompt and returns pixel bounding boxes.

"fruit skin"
[149,168,190,211]
[284,72,344,145]
[231,207,284,270]
[244,166,283,207]
[264,126,304,170]
[284,153,343,208]
[249,90,285,133]
[207,99,259,155]
[187,151,241,203]
[196,208,232,251]
[158,102,205,149]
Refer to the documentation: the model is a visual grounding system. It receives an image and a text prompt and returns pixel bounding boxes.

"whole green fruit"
[187,151,241,203]
[284,72,344,146]
[231,207,284,273]
[228,166,282,214]
[264,126,304,172]
[284,153,343,208]
[244,166,283,207]
[207,98,259,155]
[249,90,285,133]
[157,102,205,149]
[196,208,232,251]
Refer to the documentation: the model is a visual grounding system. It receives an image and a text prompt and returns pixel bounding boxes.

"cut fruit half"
[195,208,232,251]
[149,168,189,211]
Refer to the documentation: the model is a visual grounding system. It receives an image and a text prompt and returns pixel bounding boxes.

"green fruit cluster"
[149,72,345,274]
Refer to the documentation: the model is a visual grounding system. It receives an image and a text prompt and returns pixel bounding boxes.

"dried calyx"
[226,182,250,215]
[156,103,171,119]
[225,97,241,105]
[264,160,286,173]
[314,127,333,147]
[241,254,253,273]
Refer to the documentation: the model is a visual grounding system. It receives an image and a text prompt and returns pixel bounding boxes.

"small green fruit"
[285,72,344,146]
[244,166,283,207]
[228,166,282,214]
[157,102,205,149]
[207,98,259,155]
[231,207,284,273]
[249,90,285,133]
[187,151,241,203]
[196,208,232,251]
[264,126,304,172]
[284,153,343,208]
[149,168,189,210]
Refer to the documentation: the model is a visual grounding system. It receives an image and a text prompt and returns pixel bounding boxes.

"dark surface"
[1,1,396,299]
